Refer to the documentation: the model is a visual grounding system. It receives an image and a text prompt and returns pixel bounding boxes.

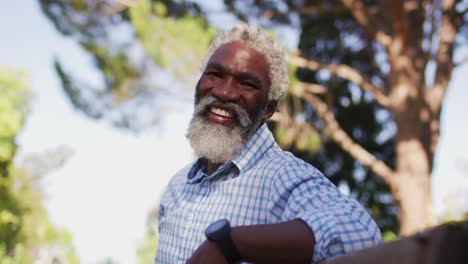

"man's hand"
[186,240,228,264]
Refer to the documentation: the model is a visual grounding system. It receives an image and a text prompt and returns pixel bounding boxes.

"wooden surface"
[321,221,468,264]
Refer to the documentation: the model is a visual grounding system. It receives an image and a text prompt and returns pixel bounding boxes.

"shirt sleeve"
[267,159,382,263]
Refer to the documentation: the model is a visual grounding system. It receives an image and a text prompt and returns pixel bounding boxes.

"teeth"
[210,107,233,118]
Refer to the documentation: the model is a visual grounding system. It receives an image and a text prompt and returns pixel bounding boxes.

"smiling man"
[155,25,381,264]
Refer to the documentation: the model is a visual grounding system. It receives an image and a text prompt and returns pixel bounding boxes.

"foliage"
[39,0,215,131]
[0,66,78,263]
[223,0,467,234]
[381,230,398,242]
[40,0,153,130]
[0,67,31,176]
[0,67,32,253]
[230,0,400,232]
[137,207,159,264]
[3,164,78,263]
[0,244,30,264]
[130,0,216,81]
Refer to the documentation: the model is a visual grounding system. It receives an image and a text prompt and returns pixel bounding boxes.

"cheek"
[195,79,210,100]
[196,77,215,95]
[245,93,269,115]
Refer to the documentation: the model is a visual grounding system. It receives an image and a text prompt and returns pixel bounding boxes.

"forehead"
[207,41,270,84]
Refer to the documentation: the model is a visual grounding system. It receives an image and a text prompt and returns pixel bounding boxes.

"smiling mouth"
[209,106,234,118]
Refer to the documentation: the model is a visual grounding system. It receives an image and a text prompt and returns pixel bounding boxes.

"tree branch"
[426,0,458,155]
[389,0,409,43]
[301,83,327,94]
[340,0,393,49]
[292,84,398,194]
[290,56,392,108]
[100,0,136,15]
[261,5,348,18]
[423,1,439,65]
[428,0,457,113]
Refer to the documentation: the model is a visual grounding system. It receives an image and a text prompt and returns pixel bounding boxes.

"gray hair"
[202,24,289,102]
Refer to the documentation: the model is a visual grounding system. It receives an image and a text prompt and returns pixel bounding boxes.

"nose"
[211,78,240,102]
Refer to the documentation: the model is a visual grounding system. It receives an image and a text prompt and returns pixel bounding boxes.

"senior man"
[155,25,381,264]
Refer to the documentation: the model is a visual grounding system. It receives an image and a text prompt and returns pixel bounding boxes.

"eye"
[239,80,257,90]
[205,70,223,79]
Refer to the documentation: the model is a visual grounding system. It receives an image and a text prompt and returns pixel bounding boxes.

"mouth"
[206,105,236,124]
[210,106,233,118]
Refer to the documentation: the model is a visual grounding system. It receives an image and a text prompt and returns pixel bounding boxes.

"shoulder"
[166,162,194,186]
[256,148,341,199]
[262,148,327,181]
[159,162,194,215]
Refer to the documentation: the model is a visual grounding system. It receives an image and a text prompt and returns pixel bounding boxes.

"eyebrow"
[205,63,225,72]
[205,63,263,86]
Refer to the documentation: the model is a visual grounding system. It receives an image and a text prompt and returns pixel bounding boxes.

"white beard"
[186,96,265,164]
[187,116,246,164]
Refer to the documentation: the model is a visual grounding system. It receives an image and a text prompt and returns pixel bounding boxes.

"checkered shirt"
[155,124,382,264]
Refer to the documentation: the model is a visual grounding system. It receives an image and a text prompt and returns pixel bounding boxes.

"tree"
[39,0,214,132]
[0,66,78,263]
[0,67,33,253]
[38,0,468,235]
[278,0,466,234]
[221,0,467,235]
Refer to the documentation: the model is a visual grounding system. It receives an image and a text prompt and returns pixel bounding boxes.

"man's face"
[196,41,273,126]
[187,41,275,163]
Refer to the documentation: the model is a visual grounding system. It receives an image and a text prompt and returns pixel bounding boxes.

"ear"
[262,100,278,123]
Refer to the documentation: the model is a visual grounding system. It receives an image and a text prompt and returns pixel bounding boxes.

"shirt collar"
[186,123,277,183]
[232,123,276,173]
[187,157,207,183]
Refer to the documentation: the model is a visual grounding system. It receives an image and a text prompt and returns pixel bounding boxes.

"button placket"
[185,212,195,229]
[203,186,210,196]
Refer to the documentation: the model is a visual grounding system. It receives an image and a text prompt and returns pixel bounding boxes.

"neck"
[205,161,221,175]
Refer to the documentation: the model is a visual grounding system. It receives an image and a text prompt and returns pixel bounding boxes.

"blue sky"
[1,1,467,263]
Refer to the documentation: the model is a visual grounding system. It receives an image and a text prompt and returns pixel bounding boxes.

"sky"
[1,1,467,263]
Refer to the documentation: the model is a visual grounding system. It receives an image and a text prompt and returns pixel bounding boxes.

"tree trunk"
[394,107,435,235]
[393,92,435,235]
[391,48,435,235]
[395,141,434,235]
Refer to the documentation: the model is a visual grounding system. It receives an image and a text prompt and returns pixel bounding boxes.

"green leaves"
[0,67,31,163]
[137,206,159,264]
[0,67,77,261]
[0,66,32,254]
[129,0,216,82]
[0,156,78,262]
[39,0,217,131]
[275,122,321,153]
[295,128,321,152]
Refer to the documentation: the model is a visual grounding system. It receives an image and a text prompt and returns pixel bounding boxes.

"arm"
[267,161,382,263]
[231,218,315,264]
[187,218,315,264]
[187,161,381,264]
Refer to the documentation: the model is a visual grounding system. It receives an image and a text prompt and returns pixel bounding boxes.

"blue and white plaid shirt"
[155,124,381,264]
